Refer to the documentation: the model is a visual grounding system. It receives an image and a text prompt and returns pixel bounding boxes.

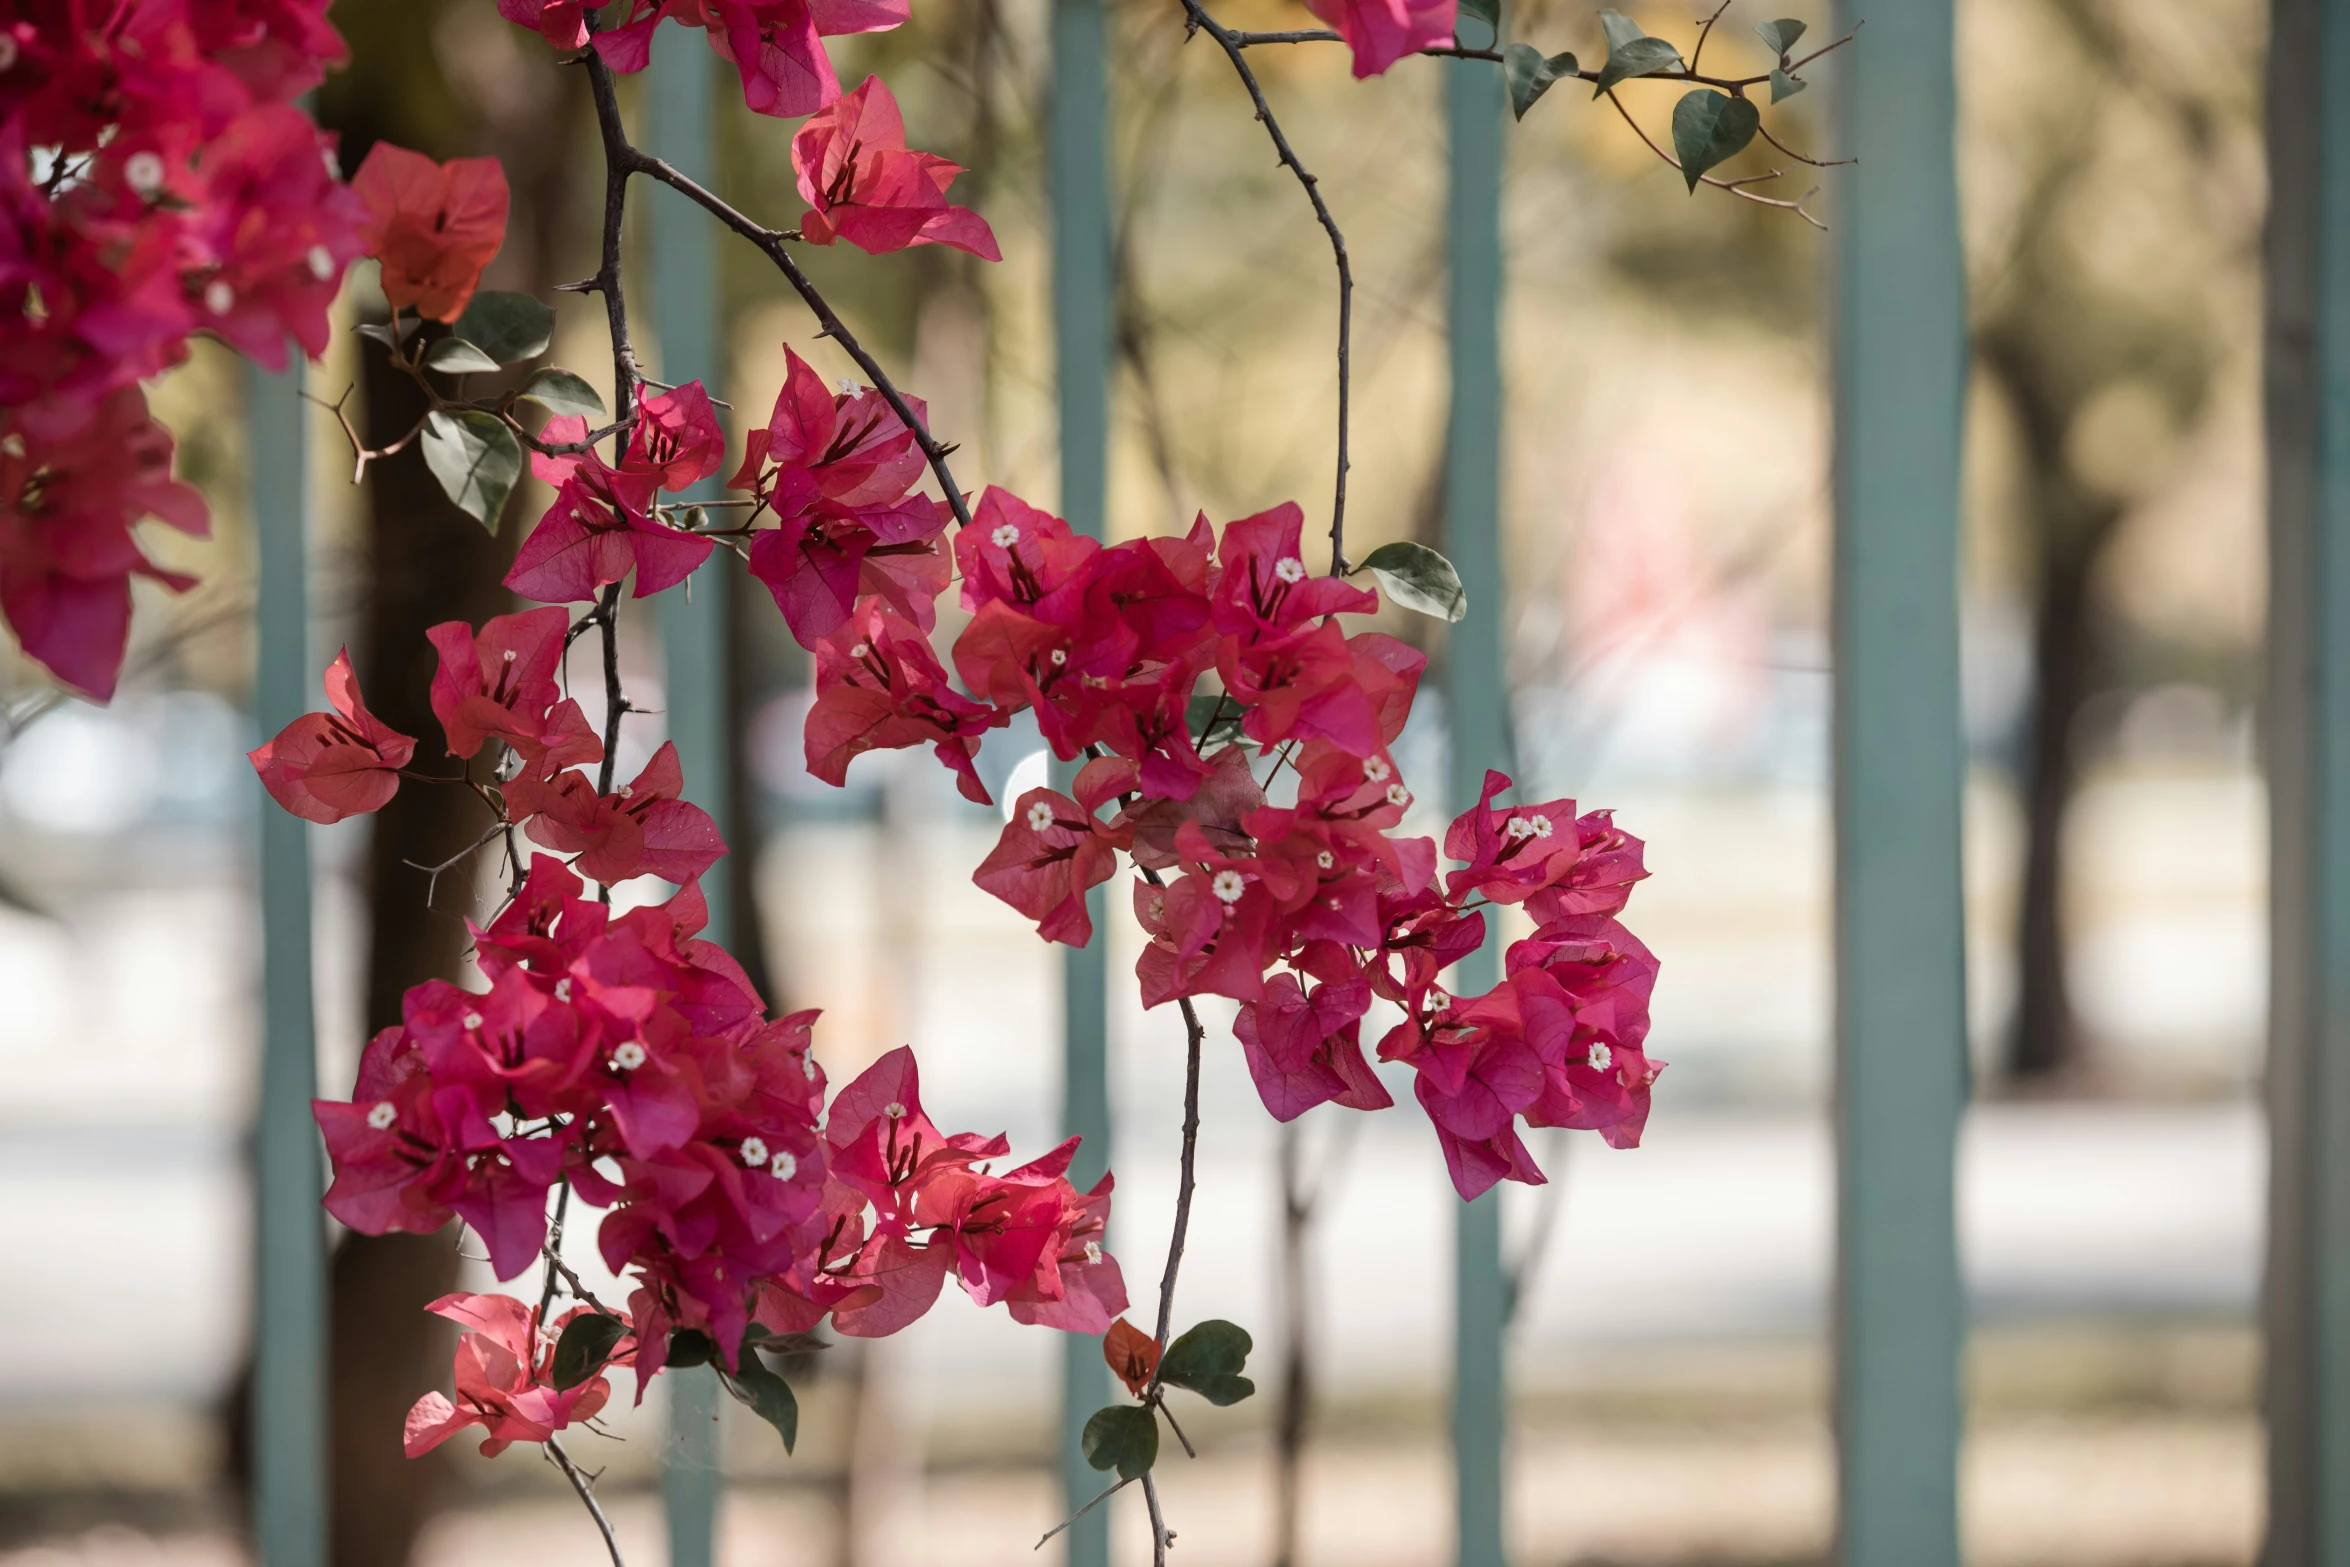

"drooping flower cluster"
[506,0,901,121]
[0,0,363,697]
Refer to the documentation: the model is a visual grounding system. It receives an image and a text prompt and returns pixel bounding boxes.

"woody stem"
[545,1435,625,1567]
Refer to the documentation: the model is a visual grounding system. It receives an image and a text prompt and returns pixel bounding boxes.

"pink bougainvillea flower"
[351,142,509,322]
[793,77,1000,260]
[1524,809,1650,922]
[624,380,726,494]
[249,648,417,824]
[973,757,1136,947]
[582,0,911,119]
[496,0,592,48]
[183,104,368,370]
[804,597,1001,803]
[1443,770,1590,905]
[509,741,726,886]
[402,1294,631,1457]
[504,445,714,605]
[425,607,601,777]
[1234,970,1391,1122]
[1304,0,1459,79]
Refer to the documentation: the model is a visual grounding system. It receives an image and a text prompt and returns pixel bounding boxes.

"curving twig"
[545,1436,626,1567]
[1602,89,1825,228]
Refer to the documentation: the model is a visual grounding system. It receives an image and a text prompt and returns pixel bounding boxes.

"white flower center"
[739,1136,770,1167]
[771,1151,798,1180]
[1504,816,1538,842]
[801,1053,818,1081]
[1274,556,1306,583]
[1363,757,1391,782]
[884,1101,907,1120]
[124,151,164,194]
[1049,648,1067,666]
[1327,897,1342,910]
[1587,1041,1613,1071]
[500,648,517,663]
[1385,783,1411,807]
[612,1041,647,1071]
[554,978,572,1002]
[203,279,235,315]
[1026,801,1055,833]
[1148,895,1166,922]
[1427,986,1451,1013]
[462,1012,484,1031]
[306,243,336,281]
[849,642,869,659]
[366,1101,398,1130]
[1211,869,1247,905]
[1316,850,1335,870]
[990,524,1020,548]
[1083,1240,1103,1266]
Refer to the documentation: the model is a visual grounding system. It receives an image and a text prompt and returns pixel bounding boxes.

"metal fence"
[239,0,2346,1561]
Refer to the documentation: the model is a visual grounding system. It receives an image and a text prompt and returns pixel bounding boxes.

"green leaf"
[723,1356,800,1454]
[451,289,556,365]
[1598,7,1647,51]
[1358,541,1468,622]
[1185,688,1249,748]
[355,319,409,351]
[1669,89,1762,191]
[1769,67,1808,102]
[1455,0,1499,40]
[519,368,607,421]
[1590,34,1683,95]
[549,1312,629,1392]
[1504,43,1579,119]
[1754,16,1807,57]
[419,410,523,531]
[1157,1319,1256,1405]
[665,1329,715,1369]
[1080,1405,1160,1481]
[424,337,502,375]
[741,1326,830,1358]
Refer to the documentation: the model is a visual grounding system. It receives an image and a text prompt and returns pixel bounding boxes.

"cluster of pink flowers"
[0,0,363,698]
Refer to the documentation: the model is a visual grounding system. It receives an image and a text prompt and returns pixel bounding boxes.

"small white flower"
[554,978,573,1002]
[739,1136,770,1167]
[462,1012,484,1031]
[203,279,235,315]
[500,648,518,664]
[849,642,869,659]
[366,1101,398,1131]
[306,244,337,282]
[1027,800,1056,833]
[320,146,340,179]
[771,1151,798,1180]
[1148,895,1167,922]
[612,1041,648,1071]
[1316,850,1335,870]
[1327,897,1342,911]
[616,784,633,799]
[1531,815,1554,837]
[124,151,165,195]
[802,1053,819,1081]
[1504,816,1538,842]
[1586,1042,1613,1072]
[838,378,859,396]
[1049,648,1067,666]
[1363,757,1392,782]
[1274,556,1306,584]
[1083,1240,1103,1266]
[884,1101,907,1119]
[991,523,1021,548]
[1211,869,1247,905]
[1427,986,1452,1013]
[1385,783,1411,807]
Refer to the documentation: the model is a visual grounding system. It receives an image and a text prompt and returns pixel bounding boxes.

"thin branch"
[1142,1471,1175,1567]
[1034,1476,1135,1550]
[1685,0,1736,77]
[1230,21,1862,91]
[405,819,510,908]
[1602,89,1826,228]
[1755,118,1856,170]
[1176,0,1355,573]
[544,1436,626,1567]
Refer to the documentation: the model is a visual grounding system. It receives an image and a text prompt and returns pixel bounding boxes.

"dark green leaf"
[549,1312,629,1392]
[741,1326,830,1358]
[419,410,522,530]
[1669,89,1761,191]
[1754,16,1807,57]
[451,289,556,365]
[1769,67,1807,102]
[1080,1405,1159,1481]
[1505,43,1579,119]
[1185,688,1249,748]
[723,1356,800,1453]
[665,1329,715,1369]
[519,368,607,420]
[1590,34,1683,95]
[1358,541,1468,622]
[425,337,502,375]
[1158,1319,1255,1405]
[1455,0,1499,41]
[355,319,408,350]
[1598,7,1647,50]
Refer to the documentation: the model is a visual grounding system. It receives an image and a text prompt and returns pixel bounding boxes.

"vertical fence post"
[1445,36,1509,1567]
[249,357,327,1567]
[1829,0,1967,1559]
[1050,1,1114,1561]
[2263,0,2350,1558]
[649,37,726,1567]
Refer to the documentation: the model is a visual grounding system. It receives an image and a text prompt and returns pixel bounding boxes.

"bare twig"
[1686,0,1737,77]
[1142,1471,1175,1566]
[1231,20,1862,93]
[1755,118,1856,170]
[545,1436,626,1567]
[1035,1476,1135,1550]
[1602,89,1826,228]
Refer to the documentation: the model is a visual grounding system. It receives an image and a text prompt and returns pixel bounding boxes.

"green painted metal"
[1444,39,1509,1567]
[2263,0,2350,1559]
[1829,0,1967,1558]
[248,356,327,1567]
[1049,0,1114,1560]
[650,36,728,1567]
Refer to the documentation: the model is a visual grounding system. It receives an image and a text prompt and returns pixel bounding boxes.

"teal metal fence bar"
[1049,0,1114,1561]
[1829,0,1967,1559]
[248,357,327,1567]
[1444,38,1509,1567]
[2263,0,2350,1558]
[650,38,727,1567]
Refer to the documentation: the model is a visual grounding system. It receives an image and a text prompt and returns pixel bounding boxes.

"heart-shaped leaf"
[665,1328,715,1369]
[1754,16,1807,57]
[452,289,556,365]
[1456,0,1500,40]
[519,368,607,420]
[1591,34,1683,95]
[419,410,523,530]
[723,1356,800,1453]
[1770,67,1808,102]
[1505,43,1579,119]
[1358,541,1468,622]
[1598,7,1647,51]
[1670,89,1761,190]
[1157,1319,1256,1405]
[1080,1404,1160,1481]
[425,337,501,375]
[549,1312,629,1391]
